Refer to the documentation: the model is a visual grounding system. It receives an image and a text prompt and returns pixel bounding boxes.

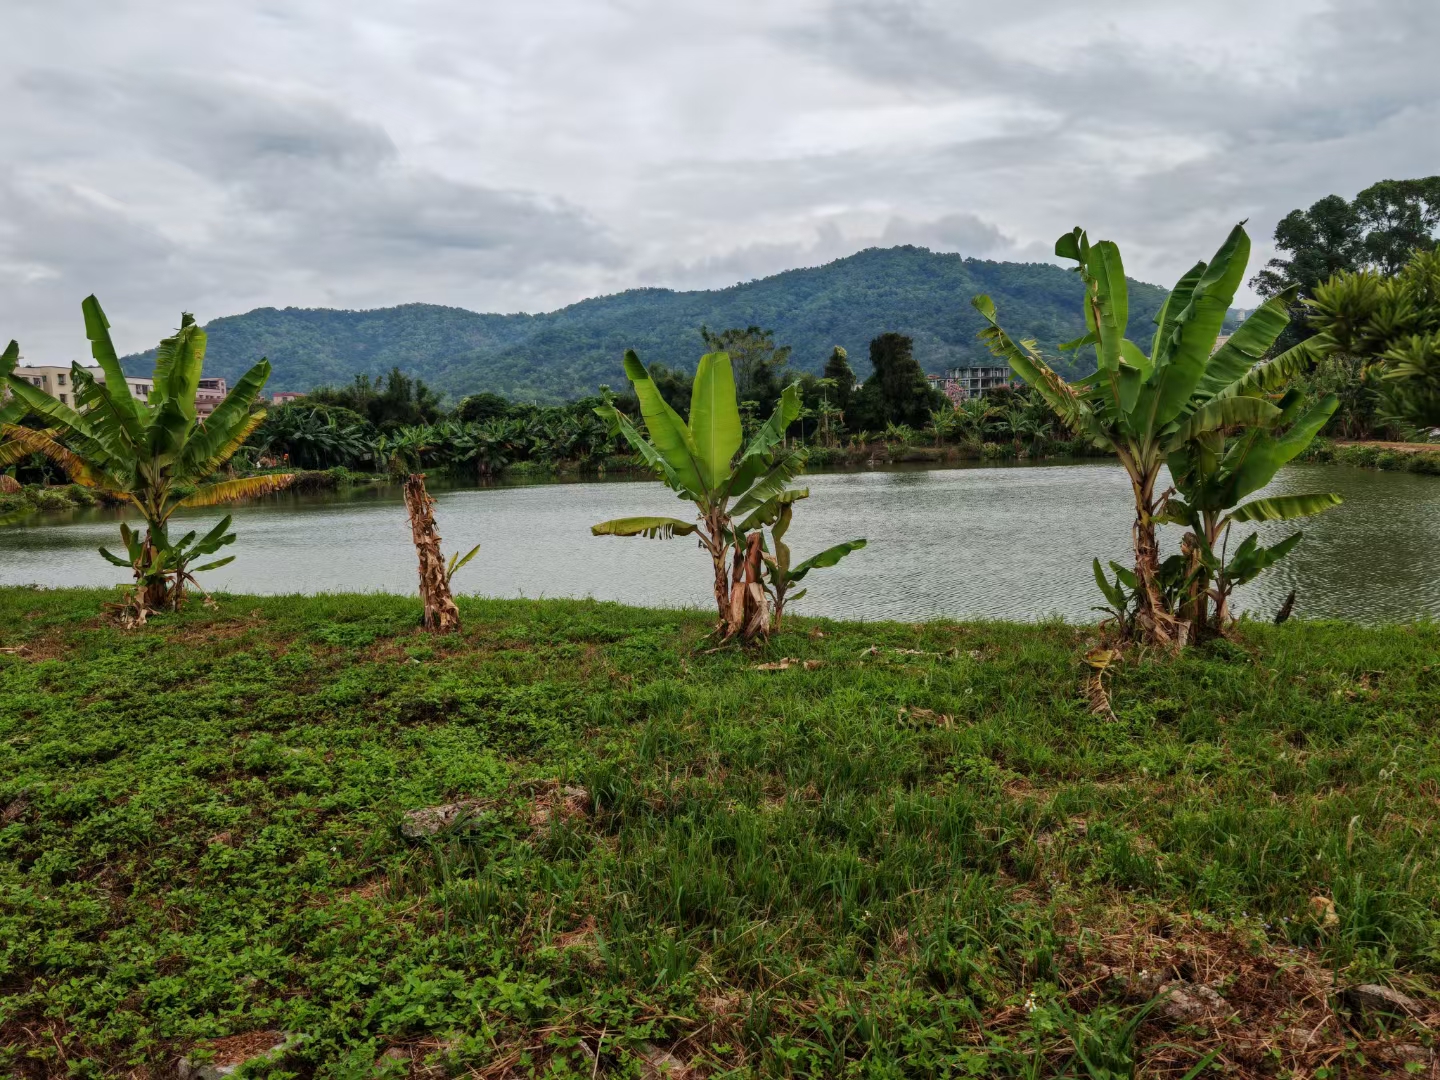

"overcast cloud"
[2,0,1436,360]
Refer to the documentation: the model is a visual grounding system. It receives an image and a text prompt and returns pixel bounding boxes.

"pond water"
[2,461,1438,624]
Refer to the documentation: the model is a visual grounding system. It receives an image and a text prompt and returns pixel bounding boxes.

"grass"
[1303,439,1440,476]
[1,589,1437,1078]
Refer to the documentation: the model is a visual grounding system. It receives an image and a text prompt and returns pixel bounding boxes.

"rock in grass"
[177,1031,297,1079]
[640,1043,691,1078]
[399,800,483,839]
[1343,983,1423,1017]
[1155,981,1228,1023]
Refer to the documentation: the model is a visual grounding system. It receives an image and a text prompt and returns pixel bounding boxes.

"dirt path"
[1334,439,1440,453]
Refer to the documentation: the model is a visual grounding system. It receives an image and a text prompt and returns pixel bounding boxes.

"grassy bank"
[1,590,1437,1078]
[1303,439,1440,476]
[0,484,124,518]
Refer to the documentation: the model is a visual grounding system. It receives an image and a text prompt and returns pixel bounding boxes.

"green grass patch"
[1,588,1436,1077]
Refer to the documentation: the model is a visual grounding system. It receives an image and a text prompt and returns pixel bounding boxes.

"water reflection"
[2,462,1436,624]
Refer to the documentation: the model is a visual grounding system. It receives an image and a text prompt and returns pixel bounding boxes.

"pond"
[2,461,1438,624]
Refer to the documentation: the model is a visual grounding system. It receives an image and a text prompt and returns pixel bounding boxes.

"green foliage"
[851,332,948,430]
[977,223,1328,644]
[119,248,1169,402]
[1254,175,1440,298]
[756,494,866,625]
[1307,248,1440,430]
[250,403,375,469]
[592,349,812,638]
[2,590,1437,1075]
[307,367,443,432]
[3,298,290,608]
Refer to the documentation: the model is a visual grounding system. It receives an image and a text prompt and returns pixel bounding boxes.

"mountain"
[122,246,1171,402]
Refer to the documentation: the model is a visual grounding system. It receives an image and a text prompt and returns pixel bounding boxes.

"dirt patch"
[194,1029,288,1067]
[527,782,591,829]
[1074,906,1438,1076]
[553,915,598,949]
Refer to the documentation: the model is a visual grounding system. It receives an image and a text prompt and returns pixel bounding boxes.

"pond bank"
[2,588,1436,1076]
[1304,438,1440,475]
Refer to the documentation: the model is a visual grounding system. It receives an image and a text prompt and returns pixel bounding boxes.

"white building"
[8,365,157,409]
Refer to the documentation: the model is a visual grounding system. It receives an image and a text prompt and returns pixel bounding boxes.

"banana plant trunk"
[726,531,769,641]
[403,474,461,632]
[1127,462,1186,647]
[703,510,732,626]
[139,529,171,612]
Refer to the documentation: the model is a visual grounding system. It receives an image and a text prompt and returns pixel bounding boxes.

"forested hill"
[122,246,1170,402]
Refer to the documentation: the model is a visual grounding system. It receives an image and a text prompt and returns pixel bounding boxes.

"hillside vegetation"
[122,247,1169,402]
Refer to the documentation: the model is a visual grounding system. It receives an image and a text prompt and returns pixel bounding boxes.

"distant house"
[270,391,306,406]
[7,364,154,410]
[196,377,228,418]
[927,365,1015,404]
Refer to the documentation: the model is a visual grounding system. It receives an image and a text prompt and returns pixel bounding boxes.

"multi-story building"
[195,377,228,417]
[9,366,156,409]
[927,364,1015,404]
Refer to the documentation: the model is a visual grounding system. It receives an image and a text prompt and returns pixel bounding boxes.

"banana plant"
[974,222,1326,646]
[100,515,238,610]
[591,348,805,640]
[0,341,27,483]
[1150,284,1342,635]
[3,297,293,611]
[444,543,481,587]
[752,492,866,628]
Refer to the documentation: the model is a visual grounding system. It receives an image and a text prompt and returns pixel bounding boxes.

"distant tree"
[701,325,792,415]
[822,346,856,415]
[455,392,510,423]
[1252,177,1440,356]
[1251,195,1365,302]
[1254,177,1440,299]
[1354,177,1440,275]
[850,333,945,430]
[309,367,443,432]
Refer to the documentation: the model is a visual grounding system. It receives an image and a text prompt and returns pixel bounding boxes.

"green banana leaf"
[620,350,706,498]
[1194,287,1297,399]
[1167,395,1281,449]
[1225,492,1342,524]
[591,516,699,539]
[1150,260,1206,366]
[80,296,144,438]
[788,538,866,583]
[183,360,273,473]
[689,351,742,491]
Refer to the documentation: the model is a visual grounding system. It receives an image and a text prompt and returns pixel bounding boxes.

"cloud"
[647,212,1018,290]
[0,68,623,356]
[1,0,1436,360]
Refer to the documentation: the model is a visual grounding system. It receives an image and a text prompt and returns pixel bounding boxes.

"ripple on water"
[1,462,1437,624]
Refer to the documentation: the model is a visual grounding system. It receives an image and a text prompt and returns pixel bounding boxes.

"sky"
[2,0,1436,362]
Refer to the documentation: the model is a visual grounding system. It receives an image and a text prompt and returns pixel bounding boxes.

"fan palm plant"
[591,349,815,640]
[974,223,1333,646]
[3,297,293,610]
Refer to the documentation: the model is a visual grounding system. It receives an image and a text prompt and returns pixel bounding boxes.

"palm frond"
[186,409,267,480]
[0,424,104,486]
[179,473,296,507]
